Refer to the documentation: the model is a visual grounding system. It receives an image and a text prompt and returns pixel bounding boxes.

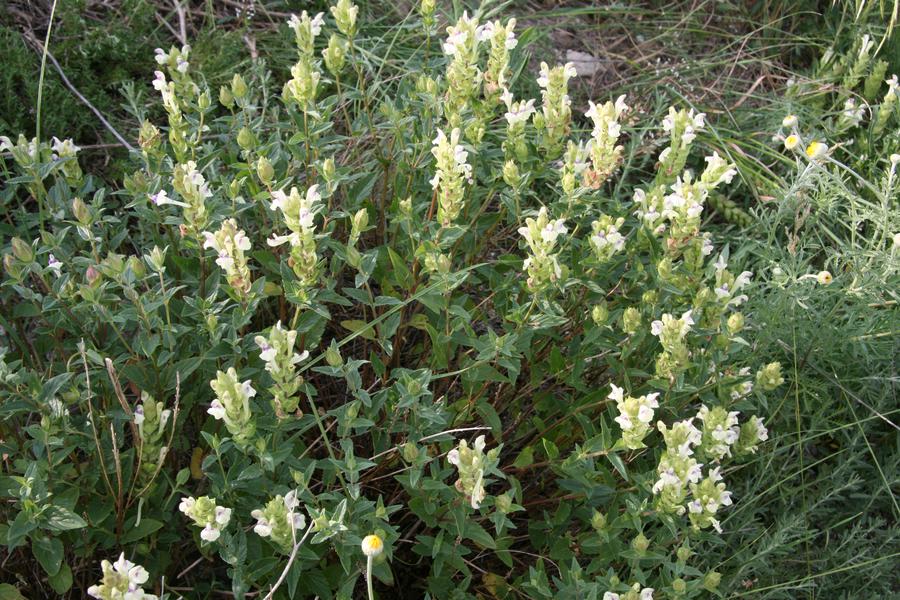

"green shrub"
[0,2,895,599]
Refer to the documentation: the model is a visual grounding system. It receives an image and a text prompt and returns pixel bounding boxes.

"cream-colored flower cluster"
[518,207,568,292]
[252,490,307,554]
[430,128,473,227]
[609,384,660,449]
[255,321,309,415]
[208,367,257,448]
[134,392,172,485]
[179,495,232,542]
[268,185,323,302]
[584,95,628,188]
[87,554,157,600]
[448,435,498,509]
[202,219,252,300]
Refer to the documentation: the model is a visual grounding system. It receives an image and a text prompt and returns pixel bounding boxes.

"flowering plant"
[0,3,791,598]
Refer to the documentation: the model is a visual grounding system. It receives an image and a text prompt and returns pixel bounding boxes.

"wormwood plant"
[2,3,780,598]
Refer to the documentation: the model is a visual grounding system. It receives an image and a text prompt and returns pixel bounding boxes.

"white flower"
[47,254,62,276]
[361,534,384,557]
[782,114,798,128]
[608,383,624,403]
[207,399,226,420]
[443,29,468,56]
[200,524,221,542]
[178,497,196,514]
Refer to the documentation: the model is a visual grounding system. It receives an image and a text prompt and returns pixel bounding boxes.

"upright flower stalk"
[255,321,309,416]
[267,185,323,304]
[202,219,253,300]
[208,367,256,448]
[534,62,576,156]
[430,128,473,227]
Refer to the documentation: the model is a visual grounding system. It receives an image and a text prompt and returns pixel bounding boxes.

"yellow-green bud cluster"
[134,392,172,484]
[500,89,535,162]
[172,160,211,234]
[267,185,323,301]
[482,19,517,101]
[650,310,694,379]
[755,361,784,391]
[442,12,483,128]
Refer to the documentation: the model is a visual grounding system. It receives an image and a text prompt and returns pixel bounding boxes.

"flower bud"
[257,156,275,185]
[631,532,649,554]
[127,255,146,278]
[401,441,419,462]
[495,492,513,514]
[727,312,744,334]
[198,89,211,111]
[147,245,167,273]
[3,254,22,279]
[325,342,343,367]
[622,307,641,334]
[10,237,33,263]
[756,361,784,391]
[219,85,234,109]
[676,544,692,563]
[237,127,257,150]
[591,302,609,326]
[502,160,520,188]
[231,73,248,99]
[352,208,368,236]
[72,197,91,225]
[138,120,160,151]
[85,265,102,286]
[703,571,721,592]
[591,510,607,532]
[672,578,687,594]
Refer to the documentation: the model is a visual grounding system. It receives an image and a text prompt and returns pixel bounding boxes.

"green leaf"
[48,563,73,594]
[42,506,87,532]
[607,452,629,481]
[341,319,376,340]
[0,584,26,600]
[31,535,63,576]
[120,518,163,543]
[387,246,413,290]
[464,522,497,549]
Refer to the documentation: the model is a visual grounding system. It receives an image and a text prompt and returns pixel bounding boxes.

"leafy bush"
[0,2,895,599]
